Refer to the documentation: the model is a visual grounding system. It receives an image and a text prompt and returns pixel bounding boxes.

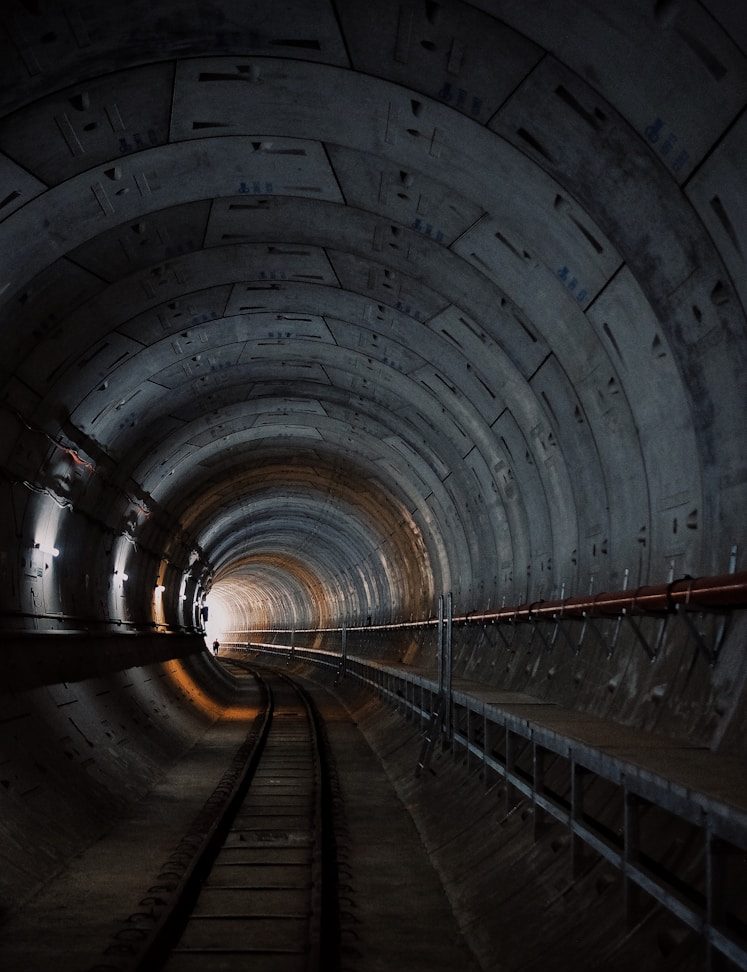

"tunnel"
[0,0,746,969]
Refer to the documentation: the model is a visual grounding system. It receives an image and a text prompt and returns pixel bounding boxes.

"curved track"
[93,663,332,972]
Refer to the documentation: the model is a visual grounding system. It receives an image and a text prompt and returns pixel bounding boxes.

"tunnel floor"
[0,659,476,971]
[0,675,261,970]
[295,671,479,972]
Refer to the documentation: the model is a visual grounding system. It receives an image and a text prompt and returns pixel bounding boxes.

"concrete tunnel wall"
[0,0,745,950]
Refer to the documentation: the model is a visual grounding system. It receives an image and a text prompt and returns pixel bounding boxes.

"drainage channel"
[91,663,332,972]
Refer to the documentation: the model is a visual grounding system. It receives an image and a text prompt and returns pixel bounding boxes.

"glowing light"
[204,590,234,643]
[162,657,258,721]
[155,584,166,593]
[34,543,59,557]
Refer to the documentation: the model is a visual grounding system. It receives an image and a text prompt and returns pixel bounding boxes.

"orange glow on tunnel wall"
[161,656,259,722]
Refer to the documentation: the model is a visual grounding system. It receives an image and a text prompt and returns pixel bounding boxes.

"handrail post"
[437,594,444,699]
[340,622,347,680]
[445,591,453,742]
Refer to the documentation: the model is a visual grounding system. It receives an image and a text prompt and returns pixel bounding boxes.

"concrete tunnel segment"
[0,1,745,968]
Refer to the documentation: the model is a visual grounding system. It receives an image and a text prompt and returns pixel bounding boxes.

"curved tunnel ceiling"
[0,1,745,635]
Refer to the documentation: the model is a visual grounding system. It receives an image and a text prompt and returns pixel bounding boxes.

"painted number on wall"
[239,181,274,194]
[437,82,483,117]
[644,118,690,174]
[412,218,444,243]
[557,266,588,303]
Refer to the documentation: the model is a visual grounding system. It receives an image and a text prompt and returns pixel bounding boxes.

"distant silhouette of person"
[212,639,220,655]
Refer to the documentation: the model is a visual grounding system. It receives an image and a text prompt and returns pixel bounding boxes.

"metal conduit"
[240,569,747,634]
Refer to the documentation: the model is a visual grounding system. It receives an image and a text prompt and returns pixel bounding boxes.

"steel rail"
[157,665,328,970]
[89,667,273,972]
[89,666,330,971]
[227,661,327,972]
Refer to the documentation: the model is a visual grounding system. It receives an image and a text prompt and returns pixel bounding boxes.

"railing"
[234,566,747,666]
[229,639,747,970]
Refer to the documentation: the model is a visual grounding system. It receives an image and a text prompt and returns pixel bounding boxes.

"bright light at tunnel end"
[204,590,235,646]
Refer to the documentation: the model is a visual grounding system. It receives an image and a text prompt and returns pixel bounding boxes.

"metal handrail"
[233,569,747,635]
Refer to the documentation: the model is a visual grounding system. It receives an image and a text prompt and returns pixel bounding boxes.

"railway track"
[92,663,334,972]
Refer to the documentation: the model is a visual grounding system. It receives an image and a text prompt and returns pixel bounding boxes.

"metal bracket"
[626,613,656,662]
[576,577,596,653]
[577,614,608,654]
[492,620,514,651]
[676,605,720,667]
[549,583,566,649]
[554,617,579,654]
[709,543,739,666]
[653,614,669,658]
[529,618,552,652]
[711,613,732,666]
[490,598,513,653]
[608,568,630,656]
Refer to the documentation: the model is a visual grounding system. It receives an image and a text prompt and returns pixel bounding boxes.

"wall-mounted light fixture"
[34,543,60,557]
